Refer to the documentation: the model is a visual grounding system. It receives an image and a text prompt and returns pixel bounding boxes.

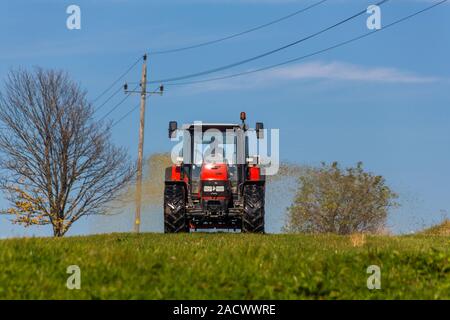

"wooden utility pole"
[135,54,148,233]
[124,54,163,233]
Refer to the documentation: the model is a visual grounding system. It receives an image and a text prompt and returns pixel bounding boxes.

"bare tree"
[0,68,134,237]
[284,162,398,235]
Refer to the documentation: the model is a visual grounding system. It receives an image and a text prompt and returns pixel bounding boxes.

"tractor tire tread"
[242,184,265,233]
[164,184,189,233]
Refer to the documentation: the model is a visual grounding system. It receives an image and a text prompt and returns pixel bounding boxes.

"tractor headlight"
[203,185,225,193]
[215,186,225,192]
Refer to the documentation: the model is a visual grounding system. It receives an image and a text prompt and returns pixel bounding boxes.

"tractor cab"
[164,113,265,233]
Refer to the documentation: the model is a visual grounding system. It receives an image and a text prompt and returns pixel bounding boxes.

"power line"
[98,84,140,122]
[94,2,327,113]
[167,0,447,87]
[93,85,123,114]
[150,0,329,55]
[106,0,447,126]
[91,56,142,104]
[98,1,327,113]
[145,0,390,84]
[110,86,162,128]
[111,103,141,127]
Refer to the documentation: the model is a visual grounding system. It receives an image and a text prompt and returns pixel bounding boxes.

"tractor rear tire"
[164,184,189,233]
[242,184,265,233]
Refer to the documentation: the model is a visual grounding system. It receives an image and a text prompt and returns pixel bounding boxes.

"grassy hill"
[0,233,449,299]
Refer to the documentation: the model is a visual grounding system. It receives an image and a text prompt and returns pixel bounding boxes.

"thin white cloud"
[269,61,439,83]
[183,61,439,92]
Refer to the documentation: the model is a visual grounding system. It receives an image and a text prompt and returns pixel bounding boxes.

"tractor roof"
[181,123,241,131]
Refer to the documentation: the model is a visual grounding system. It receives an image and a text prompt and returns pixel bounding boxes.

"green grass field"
[0,233,449,300]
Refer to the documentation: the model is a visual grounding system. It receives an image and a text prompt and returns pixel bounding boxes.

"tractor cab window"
[189,128,239,195]
[193,130,237,166]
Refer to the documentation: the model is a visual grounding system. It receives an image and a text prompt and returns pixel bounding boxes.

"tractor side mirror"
[256,122,264,139]
[168,121,177,138]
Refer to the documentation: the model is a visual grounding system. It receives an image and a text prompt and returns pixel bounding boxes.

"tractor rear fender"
[240,179,265,196]
[165,166,188,193]
[237,165,266,196]
[165,165,183,181]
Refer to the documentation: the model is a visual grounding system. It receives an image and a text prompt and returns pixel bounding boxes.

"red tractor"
[164,112,265,233]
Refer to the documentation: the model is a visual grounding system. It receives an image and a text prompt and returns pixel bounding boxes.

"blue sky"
[0,0,449,237]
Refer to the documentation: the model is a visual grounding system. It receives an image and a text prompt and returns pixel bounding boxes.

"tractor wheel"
[242,184,265,233]
[164,184,189,233]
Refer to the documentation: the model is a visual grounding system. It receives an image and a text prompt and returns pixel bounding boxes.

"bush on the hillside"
[284,162,398,235]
